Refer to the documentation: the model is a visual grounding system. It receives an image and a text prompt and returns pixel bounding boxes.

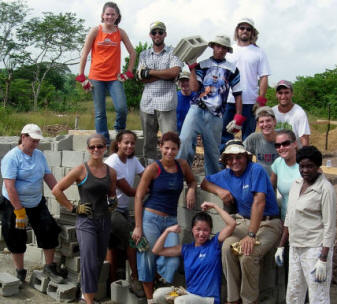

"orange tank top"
[89,25,121,81]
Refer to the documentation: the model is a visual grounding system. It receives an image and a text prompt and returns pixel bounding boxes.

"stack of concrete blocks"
[177,176,285,304]
[0,273,20,297]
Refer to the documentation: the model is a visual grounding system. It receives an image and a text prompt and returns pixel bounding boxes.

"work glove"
[226,114,247,134]
[136,66,150,80]
[75,74,92,92]
[274,247,284,267]
[230,240,260,256]
[72,203,92,216]
[117,71,134,82]
[186,57,198,71]
[129,232,150,252]
[311,259,327,282]
[14,208,28,230]
[252,96,268,114]
[107,196,118,212]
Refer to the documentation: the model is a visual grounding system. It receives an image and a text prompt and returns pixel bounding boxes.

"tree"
[0,0,30,107]
[122,42,150,109]
[17,12,87,110]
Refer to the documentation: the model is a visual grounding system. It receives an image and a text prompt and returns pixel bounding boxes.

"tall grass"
[0,98,142,136]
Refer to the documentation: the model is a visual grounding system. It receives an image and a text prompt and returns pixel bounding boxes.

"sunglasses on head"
[151,29,164,36]
[274,140,293,149]
[88,144,105,150]
[239,26,252,32]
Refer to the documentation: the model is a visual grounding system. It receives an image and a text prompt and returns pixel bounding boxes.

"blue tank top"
[144,160,184,216]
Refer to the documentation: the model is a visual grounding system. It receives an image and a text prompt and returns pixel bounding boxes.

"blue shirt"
[176,91,196,133]
[206,162,279,217]
[1,146,51,208]
[182,233,222,304]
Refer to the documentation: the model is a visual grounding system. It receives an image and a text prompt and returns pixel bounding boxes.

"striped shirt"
[139,45,183,114]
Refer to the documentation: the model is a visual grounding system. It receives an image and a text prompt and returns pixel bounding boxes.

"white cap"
[237,17,258,33]
[21,124,44,140]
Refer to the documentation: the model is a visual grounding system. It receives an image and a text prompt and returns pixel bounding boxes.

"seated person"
[201,140,282,304]
[152,201,236,304]
[244,106,278,176]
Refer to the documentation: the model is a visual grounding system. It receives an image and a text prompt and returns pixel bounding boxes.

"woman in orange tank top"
[78,2,136,146]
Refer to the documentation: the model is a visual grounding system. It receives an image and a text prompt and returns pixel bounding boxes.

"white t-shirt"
[104,153,144,210]
[227,44,271,104]
[272,104,311,139]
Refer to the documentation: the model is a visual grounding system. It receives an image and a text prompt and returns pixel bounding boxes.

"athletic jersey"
[89,25,121,81]
[182,233,222,304]
[143,160,183,216]
[77,163,111,217]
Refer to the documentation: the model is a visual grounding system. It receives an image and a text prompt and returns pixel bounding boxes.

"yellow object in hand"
[14,208,28,229]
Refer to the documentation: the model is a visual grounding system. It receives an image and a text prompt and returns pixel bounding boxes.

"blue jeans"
[220,103,256,153]
[137,210,179,283]
[90,79,127,144]
[178,105,222,176]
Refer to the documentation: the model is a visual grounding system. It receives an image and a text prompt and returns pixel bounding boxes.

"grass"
[0,98,142,136]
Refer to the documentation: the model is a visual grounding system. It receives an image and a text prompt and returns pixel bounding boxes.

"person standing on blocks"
[178,35,242,176]
[201,140,281,304]
[220,17,271,153]
[76,2,136,146]
[137,21,183,165]
[272,80,310,147]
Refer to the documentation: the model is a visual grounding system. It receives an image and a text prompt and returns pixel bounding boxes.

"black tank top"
[77,163,111,217]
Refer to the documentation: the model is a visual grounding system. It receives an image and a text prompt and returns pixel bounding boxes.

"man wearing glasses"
[272,80,310,146]
[137,21,183,165]
[220,17,271,153]
[201,140,281,304]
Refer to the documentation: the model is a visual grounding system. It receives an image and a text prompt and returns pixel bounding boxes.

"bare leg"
[12,253,24,270]
[105,248,118,283]
[83,293,95,304]
[43,248,55,265]
[127,247,138,279]
[143,281,154,299]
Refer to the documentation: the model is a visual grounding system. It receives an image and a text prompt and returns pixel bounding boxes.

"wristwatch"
[248,231,256,238]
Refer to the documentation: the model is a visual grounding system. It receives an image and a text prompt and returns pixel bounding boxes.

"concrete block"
[61,150,84,167]
[66,269,80,284]
[43,182,53,198]
[0,143,11,156]
[177,206,197,229]
[25,244,43,264]
[72,135,89,151]
[53,135,73,151]
[0,272,20,297]
[110,280,147,304]
[173,35,208,62]
[60,225,77,242]
[53,166,66,182]
[46,280,77,302]
[37,141,52,151]
[58,239,79,257]
[43,150,62,167]
[65,256,80,273]
[58,207,77,226]
[30,270,50,293]
[64,184,80,201]
[47,197,61,216]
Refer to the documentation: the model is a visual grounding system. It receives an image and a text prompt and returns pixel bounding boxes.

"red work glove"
[256,96,267,106]
[75,74,92,92]
[117,71,134,82]
[226,114,246,134]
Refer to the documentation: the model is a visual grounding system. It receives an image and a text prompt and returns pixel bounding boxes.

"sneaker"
[43,263,64,284]
[129,277,145,298]
[16,268,27,288]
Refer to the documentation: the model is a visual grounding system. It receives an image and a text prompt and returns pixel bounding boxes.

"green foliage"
[122,42,150,109]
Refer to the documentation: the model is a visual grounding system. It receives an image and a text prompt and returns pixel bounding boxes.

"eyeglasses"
[88,144,105,150]
[151,30,164,36]
[238,26,252,32]
[274,140,293,149]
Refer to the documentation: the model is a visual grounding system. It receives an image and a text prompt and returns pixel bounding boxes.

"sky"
[19,0,337,86]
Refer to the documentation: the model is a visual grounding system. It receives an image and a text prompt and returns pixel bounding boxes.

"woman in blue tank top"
[132,132,196,303]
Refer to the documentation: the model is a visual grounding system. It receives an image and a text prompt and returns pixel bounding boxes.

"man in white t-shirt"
[272,80,310,146]
[220,17,271,153]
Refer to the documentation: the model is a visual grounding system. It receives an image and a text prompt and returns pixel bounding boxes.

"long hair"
[110,130,137,158]
[101,2,121,25]
[234,25,259,46]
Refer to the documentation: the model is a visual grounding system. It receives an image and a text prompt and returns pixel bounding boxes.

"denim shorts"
[137,210,180,283]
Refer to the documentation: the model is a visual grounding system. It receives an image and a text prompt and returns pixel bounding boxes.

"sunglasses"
[239,26,252,32]
[88,144,105,150]
[274,140,293,149]
[151,30,164,36]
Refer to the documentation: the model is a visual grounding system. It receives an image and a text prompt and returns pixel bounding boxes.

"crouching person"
[153,201,236,304]
[0,124,63,285]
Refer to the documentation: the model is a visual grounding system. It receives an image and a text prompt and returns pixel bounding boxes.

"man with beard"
[137,21,183,165]
[220,18,271,153]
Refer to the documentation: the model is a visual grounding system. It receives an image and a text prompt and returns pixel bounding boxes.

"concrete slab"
[0,272,20,297]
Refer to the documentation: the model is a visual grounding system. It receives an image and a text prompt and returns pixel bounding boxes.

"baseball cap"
[150,21,166,32]
[276,80,293,91]
[208,35,233,53]
[255,106,275,120]
[21,124,44,140]
[178,71,190,80]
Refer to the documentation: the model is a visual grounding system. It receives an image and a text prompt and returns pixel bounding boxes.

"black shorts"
[1,197,61,253]
[108,210,131,250]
